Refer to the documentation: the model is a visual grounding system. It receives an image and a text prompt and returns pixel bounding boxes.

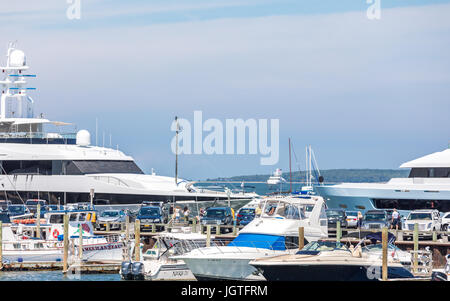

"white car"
[345,210,359,228]
[441,212,450,232]
[403,209,442,239]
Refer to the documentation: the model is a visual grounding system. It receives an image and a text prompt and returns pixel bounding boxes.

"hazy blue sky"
[1,0,450,180]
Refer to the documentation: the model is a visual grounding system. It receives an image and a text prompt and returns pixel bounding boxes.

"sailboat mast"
[175,116,179,185]
[289,138,292,193]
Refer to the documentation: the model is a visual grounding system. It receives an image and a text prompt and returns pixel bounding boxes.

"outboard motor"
[131,262,145,280]
[121,261,133,280]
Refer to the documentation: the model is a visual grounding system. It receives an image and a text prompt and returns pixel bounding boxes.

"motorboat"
[174,195,328,280]
[120,227,216,280]
[267,169,286,185]
[249,240,415,281]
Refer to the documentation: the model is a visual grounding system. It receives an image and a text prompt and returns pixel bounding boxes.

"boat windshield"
[101,211,119,217]
[262,200,305,220]
[363,243,398,252]
[407,213,432,220]
[302,241,349,252]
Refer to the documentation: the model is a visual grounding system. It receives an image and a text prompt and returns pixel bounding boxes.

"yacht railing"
[175,239,298,255]
[0,131,76,140]
[91,176,129,187]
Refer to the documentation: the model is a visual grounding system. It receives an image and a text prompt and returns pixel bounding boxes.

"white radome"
[76,129,91,146]
[9,49,26,67]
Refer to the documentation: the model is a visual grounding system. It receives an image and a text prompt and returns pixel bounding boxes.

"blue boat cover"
[230,233,286,250]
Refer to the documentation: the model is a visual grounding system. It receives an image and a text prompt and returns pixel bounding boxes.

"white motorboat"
[120,228,216,280]
[174,195,328,281]
[0,42,256,206]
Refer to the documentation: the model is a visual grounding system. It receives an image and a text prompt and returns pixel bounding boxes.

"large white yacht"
[315,148,450,213]
[0,43,256,206]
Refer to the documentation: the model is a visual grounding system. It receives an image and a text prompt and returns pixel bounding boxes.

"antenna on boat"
[175,116,179,185]
[95,118,98,146]
[289,138,292,193]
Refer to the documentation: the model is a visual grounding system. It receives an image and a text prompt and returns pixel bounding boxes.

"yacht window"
[49,214,64,224]
[65,160,143,175]
[78,213,87,221]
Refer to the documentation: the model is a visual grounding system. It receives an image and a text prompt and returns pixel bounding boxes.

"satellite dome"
[9,49,26,67]
[76,130,91,146]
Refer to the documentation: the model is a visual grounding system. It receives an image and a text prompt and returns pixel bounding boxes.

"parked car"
[361,210,390,231]
[137,206,167,231]
[403,209,442,240]
[345,210,359,228]
[441,212,450,232]
[7,204,31,217]
[201,206,234,233]
[95,210,127,231]
[236,207,256,226]
[325,209,348,231]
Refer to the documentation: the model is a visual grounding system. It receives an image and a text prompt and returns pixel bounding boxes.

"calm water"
[0,271,121,281]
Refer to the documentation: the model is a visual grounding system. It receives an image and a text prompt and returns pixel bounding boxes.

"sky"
[0,0,449,180]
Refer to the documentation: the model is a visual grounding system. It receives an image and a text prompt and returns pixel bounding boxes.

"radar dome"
[76,130,91,146]
[9,49,26,67]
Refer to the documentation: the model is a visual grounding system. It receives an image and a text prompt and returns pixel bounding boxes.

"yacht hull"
[252,263,414,281]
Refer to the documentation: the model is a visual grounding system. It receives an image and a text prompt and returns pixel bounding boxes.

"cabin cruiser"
[249,240,415,281]
[174,195,328,281]
[315,148,450,213]
[121,229,215,281]
[7,209,125,263]
[0,42,256,206]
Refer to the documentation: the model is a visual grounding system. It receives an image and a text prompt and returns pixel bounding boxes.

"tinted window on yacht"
[65,160,144,175]
[409,168,450,178]
[1,160,52,175]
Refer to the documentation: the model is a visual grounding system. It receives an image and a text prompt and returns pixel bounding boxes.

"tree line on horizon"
[205,169,410,183]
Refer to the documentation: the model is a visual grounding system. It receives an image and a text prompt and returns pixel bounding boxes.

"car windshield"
[139,208,160,216]
[8,205,25,213]
[346,211,358,217]
[101,211,119,217]
[444,213,450,219]
[408,213,432,220]
[238,208,255,215]
[326,210,344,217]
[205,209,226,218]
[26,200,45,206]
[364,213,385,221]
[303,241,349,252]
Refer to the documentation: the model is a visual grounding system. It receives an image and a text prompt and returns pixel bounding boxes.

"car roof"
[140,206,160,209]
[208,207,230,210]
[366,210,386,213]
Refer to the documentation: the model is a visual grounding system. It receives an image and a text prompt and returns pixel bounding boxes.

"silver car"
[96,210,126,230]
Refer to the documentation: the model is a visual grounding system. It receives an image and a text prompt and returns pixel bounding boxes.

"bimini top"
[400,148,450,168]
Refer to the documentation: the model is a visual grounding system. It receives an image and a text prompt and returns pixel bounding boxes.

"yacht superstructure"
[315,148,450,213]
[0,43,256,205]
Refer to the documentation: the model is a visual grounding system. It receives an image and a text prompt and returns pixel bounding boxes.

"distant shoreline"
[202,168,409,183]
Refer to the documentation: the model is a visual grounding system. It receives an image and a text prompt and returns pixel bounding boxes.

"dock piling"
[63,213,69,274]
[206,225,211,247]
[382,227,388,281]
[0,221,2,270]
[336,221,341,243]
[36,204,41,239]
[78,224,83,260]
[134,219,140,262]
[298,227,304,250]
[413,223,418,273]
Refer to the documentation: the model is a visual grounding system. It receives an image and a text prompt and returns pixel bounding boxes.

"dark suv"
[326,209,348,232]
[236,207,256,226]
[201,207,234,233]
[137,206,167,231]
